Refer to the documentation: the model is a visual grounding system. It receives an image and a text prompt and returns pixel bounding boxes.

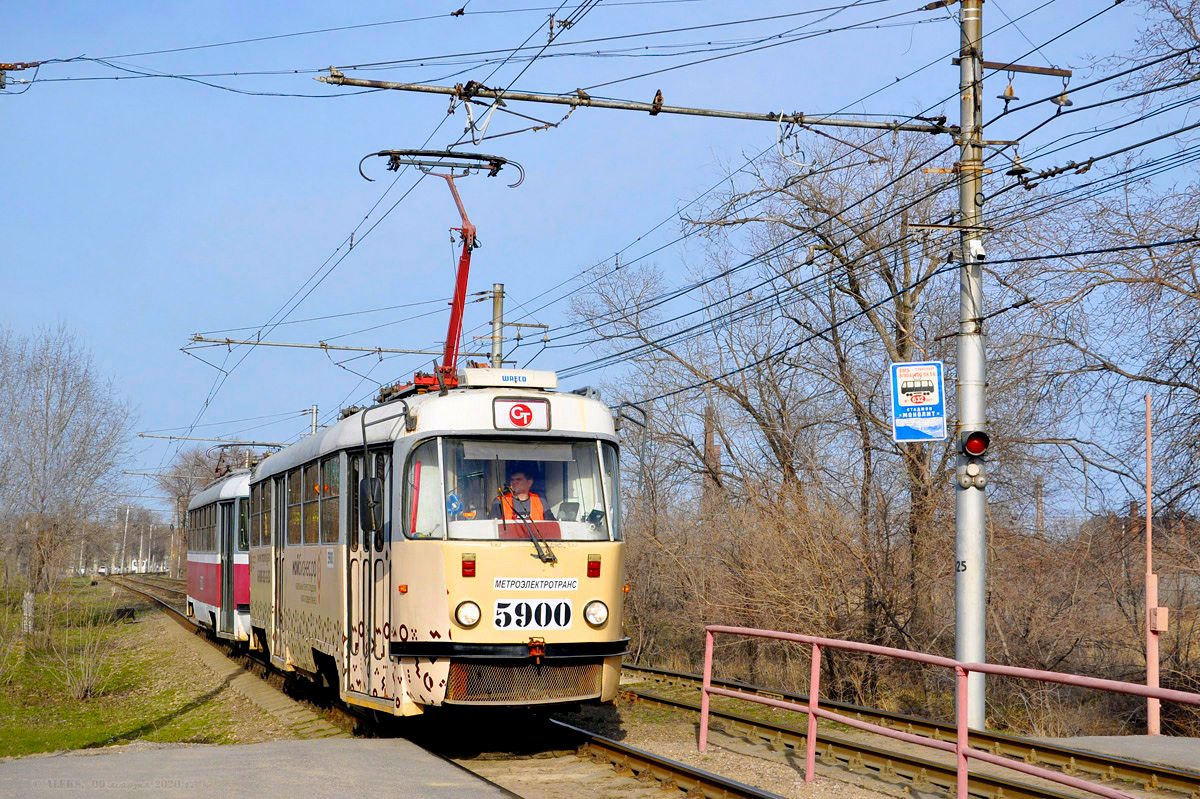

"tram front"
[379,368,626,709]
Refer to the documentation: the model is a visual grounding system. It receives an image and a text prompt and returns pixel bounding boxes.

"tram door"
[272,476,286,663]
[347,451,391,699]
[219,500,235,634]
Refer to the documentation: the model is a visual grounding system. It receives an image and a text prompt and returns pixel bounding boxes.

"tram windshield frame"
[402,436,621,542]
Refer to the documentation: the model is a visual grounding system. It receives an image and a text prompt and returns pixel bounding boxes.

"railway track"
[622,663,1200,799]
[113,574,186,602]
[105,576,785,799]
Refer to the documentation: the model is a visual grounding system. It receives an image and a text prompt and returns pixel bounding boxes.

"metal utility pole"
[491,283,505,368]
[1145,394,1165,735]
[955,0,989,730]
[310,405,319,435]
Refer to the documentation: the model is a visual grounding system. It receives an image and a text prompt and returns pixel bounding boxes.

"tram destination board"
[890,360,947,443]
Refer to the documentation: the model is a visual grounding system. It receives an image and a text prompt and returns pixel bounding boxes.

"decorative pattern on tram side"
[278,605,343,675]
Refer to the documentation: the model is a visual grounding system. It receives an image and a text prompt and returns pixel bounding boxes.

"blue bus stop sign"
[891,360,947,443]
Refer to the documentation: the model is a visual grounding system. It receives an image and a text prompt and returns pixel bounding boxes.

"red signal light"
[962,431,990,457]
[462,553,476,578]
[587,555,601,578]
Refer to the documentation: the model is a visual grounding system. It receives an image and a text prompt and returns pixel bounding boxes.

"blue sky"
[1,1,1144,513]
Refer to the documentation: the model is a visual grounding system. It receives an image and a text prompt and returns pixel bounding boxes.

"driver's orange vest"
[501,492,545,521]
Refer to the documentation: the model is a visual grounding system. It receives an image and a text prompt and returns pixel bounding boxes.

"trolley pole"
[491,283,504,368]
[310,405,318,435]
[955,0,989,729]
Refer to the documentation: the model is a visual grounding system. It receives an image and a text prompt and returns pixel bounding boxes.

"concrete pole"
[311,405,318,435]
[119,506,130,575]
[1146,394,1160,734]
[491,283,504,368]
[955,0,989,730]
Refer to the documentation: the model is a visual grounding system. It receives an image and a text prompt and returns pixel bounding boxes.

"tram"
[185,469,252,641]
[213,150,623,713]
[245,368,625,713]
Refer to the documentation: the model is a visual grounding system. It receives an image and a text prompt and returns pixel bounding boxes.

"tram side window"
[249,484,260,548]
[263,478,274,546]
[303,462,319,545]
[404,440,443,539]
[320,457,340,544]
[602,442,622,542]
[373,451,391,549]
[287,469,302,545]
[238,496,249,551]
[348,456,359,551]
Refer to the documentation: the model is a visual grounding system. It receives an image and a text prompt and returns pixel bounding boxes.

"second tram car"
[186,469,252,641]
[244,367,626,715]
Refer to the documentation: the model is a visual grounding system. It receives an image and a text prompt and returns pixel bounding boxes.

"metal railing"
[699,625,1200,799]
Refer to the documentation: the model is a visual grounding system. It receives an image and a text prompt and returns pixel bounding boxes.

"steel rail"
[622,664,1200,797]
[108,577,788,797]
[551,719,787,799]
[619,685,1089,799]
[116,575,187,598]
[108,576,190,624]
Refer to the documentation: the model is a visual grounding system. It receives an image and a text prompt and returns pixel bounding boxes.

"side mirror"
[358,477,384,534]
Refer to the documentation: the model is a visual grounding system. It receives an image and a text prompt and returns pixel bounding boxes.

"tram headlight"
[584,600,609,627]
[455,601,481,628]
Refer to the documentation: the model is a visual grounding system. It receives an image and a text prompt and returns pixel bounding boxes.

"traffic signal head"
[961,431,990,457]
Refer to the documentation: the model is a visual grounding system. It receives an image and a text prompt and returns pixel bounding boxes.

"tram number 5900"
[494,599,572,630]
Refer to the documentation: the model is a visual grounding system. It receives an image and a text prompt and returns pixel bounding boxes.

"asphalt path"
[0,738,518,798]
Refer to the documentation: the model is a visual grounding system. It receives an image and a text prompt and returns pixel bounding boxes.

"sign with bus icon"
[890,360,947,442]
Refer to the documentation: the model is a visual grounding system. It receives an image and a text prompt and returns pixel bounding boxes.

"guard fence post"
[805,643,822,782]
[955,665,970,799]
[699,628,714,752]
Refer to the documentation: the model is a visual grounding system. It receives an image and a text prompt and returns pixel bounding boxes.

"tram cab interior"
[406,438,619,542]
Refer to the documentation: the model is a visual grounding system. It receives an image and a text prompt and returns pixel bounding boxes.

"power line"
[96,1,729,60]
[197,296,454,335]
[577,3,939,92]
[142,409,308,433]
[338,1,911,70]
[173,0,594,446]
[315,0,1115,416]
[464,0,1063,345]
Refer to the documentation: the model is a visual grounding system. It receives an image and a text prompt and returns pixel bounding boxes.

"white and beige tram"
[244,368,626,714]
[185,469,252,641]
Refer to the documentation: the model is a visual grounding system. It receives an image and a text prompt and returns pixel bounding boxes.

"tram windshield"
[404,438,620,541]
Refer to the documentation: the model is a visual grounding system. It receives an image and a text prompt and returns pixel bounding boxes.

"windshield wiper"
[503,493,556,564]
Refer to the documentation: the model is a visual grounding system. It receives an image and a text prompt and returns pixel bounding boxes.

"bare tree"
[0,326,134,595]
[154,446,246,577]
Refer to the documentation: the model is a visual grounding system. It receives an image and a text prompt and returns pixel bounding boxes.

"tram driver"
[489,464,556,522]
